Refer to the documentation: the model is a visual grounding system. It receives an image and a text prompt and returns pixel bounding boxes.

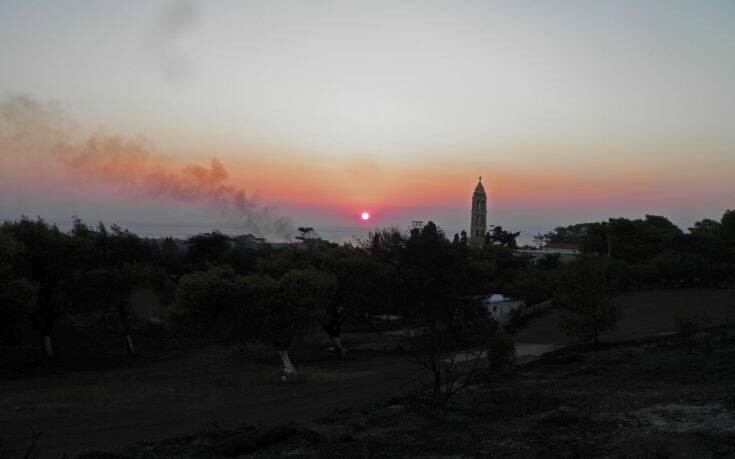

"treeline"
[0,218,542,378]
[2,212,733,377]
[536,211,735,288]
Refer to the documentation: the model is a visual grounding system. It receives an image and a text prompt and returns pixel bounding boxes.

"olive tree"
[309,244,380,356]
[173,265,246,339]
[81,264,163,354]
[555,256,621,346]
[370,222,498,400]
[71,220,162,354]
[1,218,84,358]
[0,231,37,342]
[242,268,336,377]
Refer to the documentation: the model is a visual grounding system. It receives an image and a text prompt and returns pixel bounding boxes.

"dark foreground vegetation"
[1,211,734,456]
[2,210,734,364]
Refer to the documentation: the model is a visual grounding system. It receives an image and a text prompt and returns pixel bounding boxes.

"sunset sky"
[1,0,734,242]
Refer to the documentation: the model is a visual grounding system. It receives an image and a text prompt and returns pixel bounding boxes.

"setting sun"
[361,211,370,221]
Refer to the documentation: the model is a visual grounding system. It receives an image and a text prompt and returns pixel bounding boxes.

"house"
[483,293,525,322]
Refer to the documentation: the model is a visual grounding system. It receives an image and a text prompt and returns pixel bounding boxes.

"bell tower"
[470,177,487,247]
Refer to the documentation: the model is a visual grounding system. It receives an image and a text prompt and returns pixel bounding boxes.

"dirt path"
[0,347,417,458]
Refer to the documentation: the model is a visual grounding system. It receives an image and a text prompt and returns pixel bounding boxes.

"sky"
[1,0,734,242]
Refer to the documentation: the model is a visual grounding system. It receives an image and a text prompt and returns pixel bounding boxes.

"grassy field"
[1,288,733,457]
[515,288,735,346]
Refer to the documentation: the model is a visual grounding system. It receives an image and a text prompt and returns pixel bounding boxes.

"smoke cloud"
[144,0,200,84]
[0,94,293,240]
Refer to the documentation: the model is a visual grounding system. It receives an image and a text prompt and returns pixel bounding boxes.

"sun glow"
[361,211,370,221]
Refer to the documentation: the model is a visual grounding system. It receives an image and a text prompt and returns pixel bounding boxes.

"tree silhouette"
[555,256,621,346]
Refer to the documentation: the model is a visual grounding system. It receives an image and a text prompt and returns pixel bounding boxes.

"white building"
[483,293,525,322]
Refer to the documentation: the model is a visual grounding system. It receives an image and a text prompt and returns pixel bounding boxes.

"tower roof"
[473,176,486,194]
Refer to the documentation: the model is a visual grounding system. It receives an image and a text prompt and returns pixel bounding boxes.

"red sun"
[361,211,370,221]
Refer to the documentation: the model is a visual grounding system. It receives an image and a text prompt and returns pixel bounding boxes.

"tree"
[1,218,85,358]
[722,210,735,243]
[555,256,621,346]
[689,218,721,239]
[718,209,735,281]
[538,216,683,263]
[651,249,707,287]
[0,231,35,342]
[173,265,246,339]
[484,225,521,248]
[81,264,162,354]
[459,230,469,247]
[185,231,231,268]
[537,253,561,270]
[505,265,557,307]
[308,244,378,356]
[256,244,311,277]
[0,279,38,343]
[686,219,727,283]
[537,224,589,246]
[242,268,336,377]
[158,237,184,276]
[295,227,319,242]
[71,220,162,355]
[370,222,498,400]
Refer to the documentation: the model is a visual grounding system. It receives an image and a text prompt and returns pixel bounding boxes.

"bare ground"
[2,288,734,458]
[0,334,414,458]
[108,337,735,458]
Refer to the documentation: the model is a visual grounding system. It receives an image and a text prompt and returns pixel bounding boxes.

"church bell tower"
[470,177,487,247]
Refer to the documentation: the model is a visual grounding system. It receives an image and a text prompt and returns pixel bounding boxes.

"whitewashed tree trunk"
[125,333,136,355]
[43,335,54,358]
[331,336,346,356]
[277,350,297,377]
